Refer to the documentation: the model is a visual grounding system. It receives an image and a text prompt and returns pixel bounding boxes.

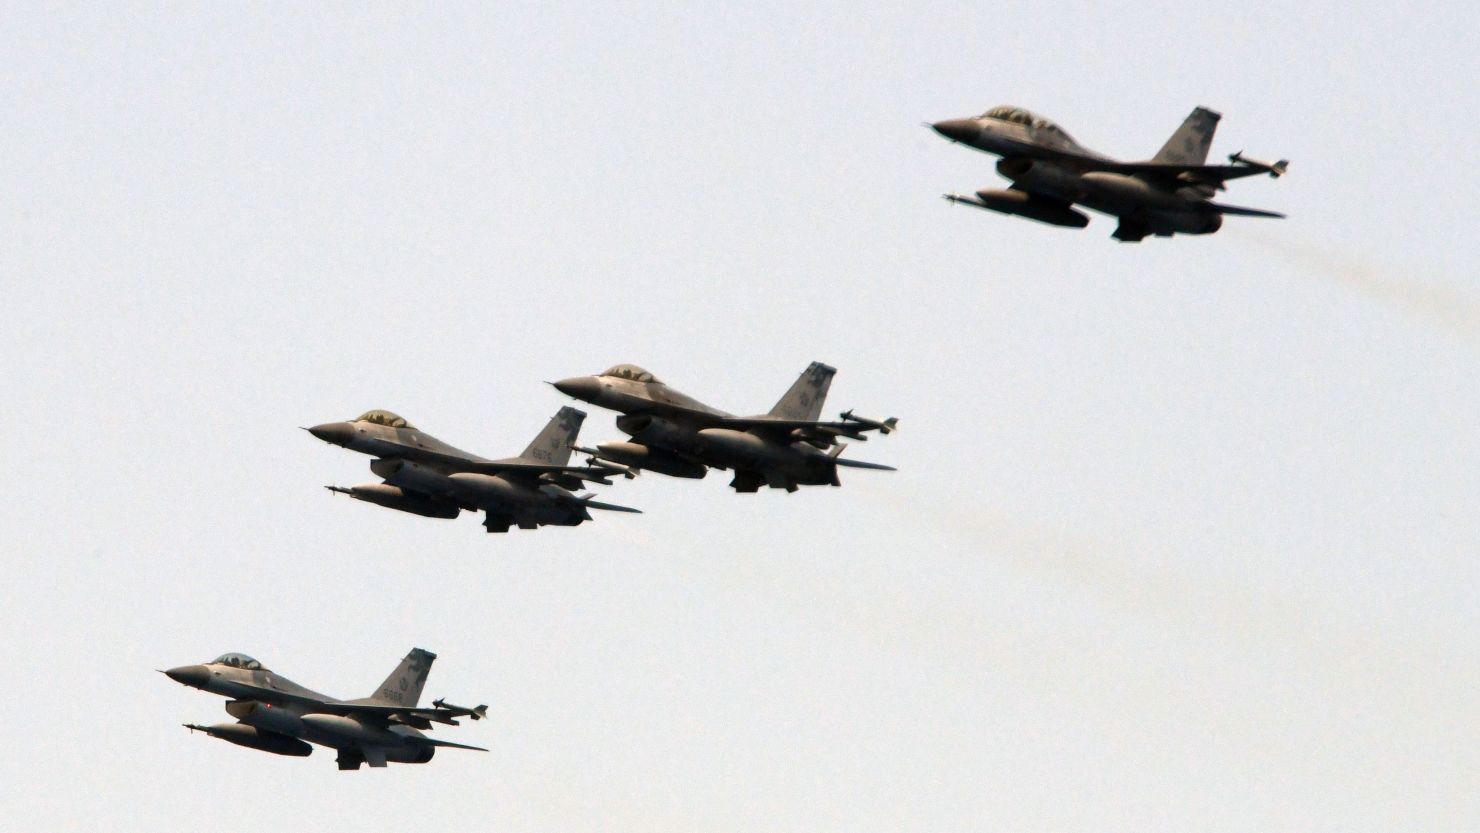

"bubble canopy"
[211,652,267,671]
[601,364,661,384]
[978,105,1074,140]
[354,409,415,429]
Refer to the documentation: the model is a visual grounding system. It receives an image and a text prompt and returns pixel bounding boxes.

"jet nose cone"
[931,119,978,143]
[553,377,600,401]
[308,422,353,446]
[164,665,210,688]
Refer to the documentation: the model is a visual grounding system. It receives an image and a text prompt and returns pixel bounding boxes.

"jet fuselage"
[554,373,842,491]
[164,660,436,764]
[931,105,1283,241]
[308,418,591,527]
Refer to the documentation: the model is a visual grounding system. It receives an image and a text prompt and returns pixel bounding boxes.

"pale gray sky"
[2,2,1476,831]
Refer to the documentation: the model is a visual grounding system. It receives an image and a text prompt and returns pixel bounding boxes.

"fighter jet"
[307,406,639,533]
[930,105,1287,241]
[552,362,896,493]
[163,648,486,770]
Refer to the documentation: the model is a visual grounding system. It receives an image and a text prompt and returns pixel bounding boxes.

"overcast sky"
[2,2,1476,831]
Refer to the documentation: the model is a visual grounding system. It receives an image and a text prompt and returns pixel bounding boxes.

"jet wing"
[457,459,627,484]
[462,460,602,476]
[324,701,488,728]
[719,417,872,440]
[393,445,625,482]
[617,399,733,426]
[1111,162,1263,181]
[1110,156,1288,186]
[227,688,488,731]
[719,412,898,445]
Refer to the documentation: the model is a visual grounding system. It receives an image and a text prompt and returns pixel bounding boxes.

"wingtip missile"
[572,446,639,479]
[1229,150,1289,177]
[433,698,489,720]
[840,410,899,434]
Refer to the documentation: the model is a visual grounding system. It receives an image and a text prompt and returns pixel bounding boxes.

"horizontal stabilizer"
[416,737,489,752]
[577,496,643,514]
[832,457,896,471]
[828,444,895,471]
[1208,201,1285,218]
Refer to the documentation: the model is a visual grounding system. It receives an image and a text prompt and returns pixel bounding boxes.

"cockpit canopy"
[601,364,661,384]
[979,105,1074,141]
[211,653,267,671]
[354,409,415,429]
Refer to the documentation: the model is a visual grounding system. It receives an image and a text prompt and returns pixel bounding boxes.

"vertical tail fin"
[519,406,585,465]
[769,362,835,421]
[371,648,436,706]
[1152,106,1221,164]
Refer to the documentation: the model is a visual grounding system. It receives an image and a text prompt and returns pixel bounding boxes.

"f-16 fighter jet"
[552,362,896,493]
[307,406,639,533]
[163,649,486,770]
[931,105,1287,241]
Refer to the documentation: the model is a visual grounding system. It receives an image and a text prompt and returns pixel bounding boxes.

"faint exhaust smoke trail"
[1235,228,1480,348]
[893,497,1480,703]
[851,479,1431,655]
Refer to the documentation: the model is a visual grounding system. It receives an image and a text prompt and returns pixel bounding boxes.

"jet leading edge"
[553,362,897,493]
[931,105,1287,241]
[164,649,486,770]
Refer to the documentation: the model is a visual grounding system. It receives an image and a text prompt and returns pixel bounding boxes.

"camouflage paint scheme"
[553,362,897,493]
[308,406,639,533]
[163,649,487,770]
[931,105,1287,241]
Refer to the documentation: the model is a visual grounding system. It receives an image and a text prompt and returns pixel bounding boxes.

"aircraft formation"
[163,102,1285,770]
[308,361,897,534]
[166,361,894,766]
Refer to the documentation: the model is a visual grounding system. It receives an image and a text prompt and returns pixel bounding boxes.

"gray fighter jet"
[163,648,487,770]
[552,362,896,493]
[931,105,1287,241]
[307,406,639,533]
